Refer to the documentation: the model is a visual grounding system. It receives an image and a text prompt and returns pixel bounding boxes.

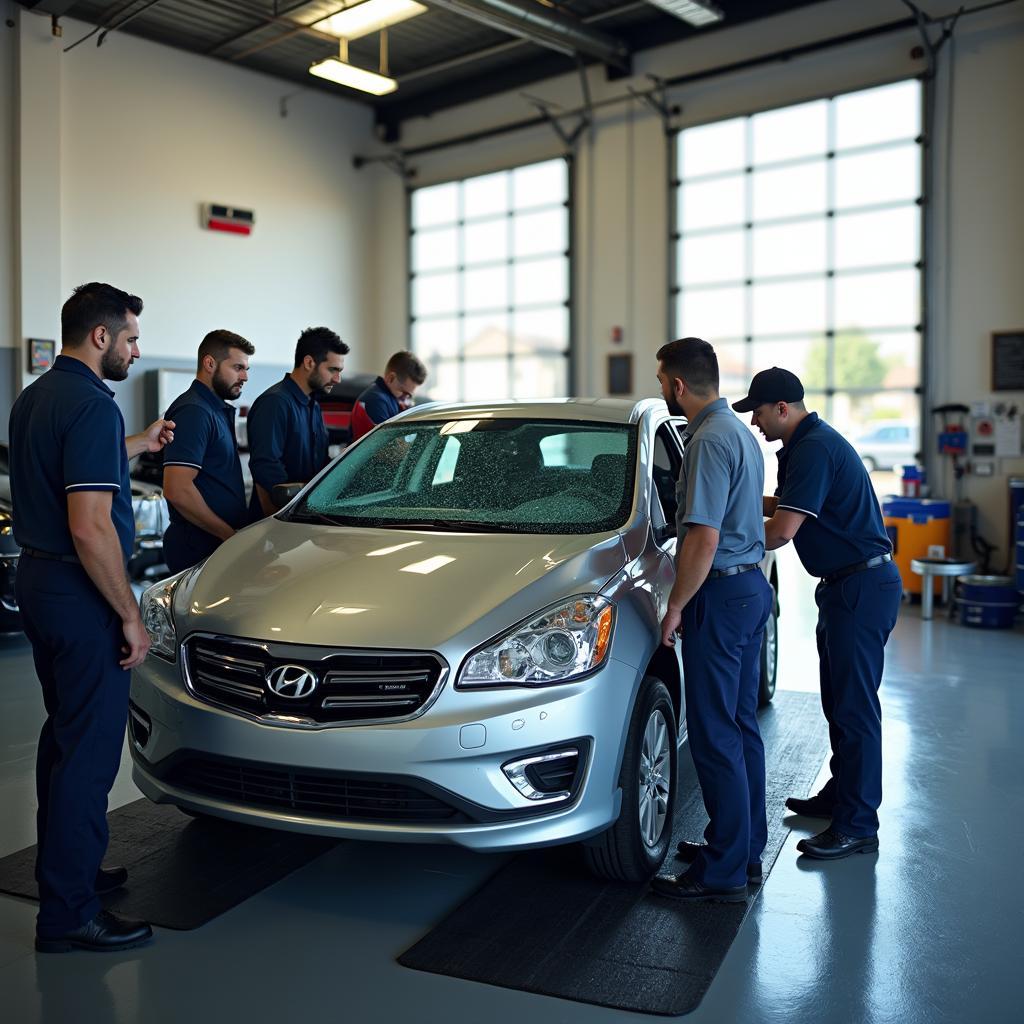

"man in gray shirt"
[650,337,773,904]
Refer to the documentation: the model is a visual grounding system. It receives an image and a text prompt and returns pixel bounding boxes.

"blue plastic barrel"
[958,575,1019,629]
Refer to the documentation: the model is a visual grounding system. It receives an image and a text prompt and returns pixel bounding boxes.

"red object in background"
[202,203,254,236]
[611,325,624,344]
[208,219,251,236]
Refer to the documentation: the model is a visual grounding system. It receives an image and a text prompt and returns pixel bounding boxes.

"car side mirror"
[272,482,304,508]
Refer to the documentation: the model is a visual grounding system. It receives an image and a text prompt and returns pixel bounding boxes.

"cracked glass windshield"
[289,419,637,534]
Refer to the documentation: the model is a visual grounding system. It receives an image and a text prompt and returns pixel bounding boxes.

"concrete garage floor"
[0,553,1021,1024]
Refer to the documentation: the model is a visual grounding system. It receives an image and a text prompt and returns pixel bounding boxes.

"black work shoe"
[796,828,879,860]
[95,866,128,895]
[785,792,835,818]
[674,841,763,884]
[35,910,153,953]
[651,870,748,903]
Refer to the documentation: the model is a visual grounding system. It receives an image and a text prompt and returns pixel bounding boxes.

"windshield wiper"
[286,510,355,527]
[370,518,511,533]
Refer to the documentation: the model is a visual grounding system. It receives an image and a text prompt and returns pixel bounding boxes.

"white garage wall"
[370,0,1024,559]
[4,7,383,429]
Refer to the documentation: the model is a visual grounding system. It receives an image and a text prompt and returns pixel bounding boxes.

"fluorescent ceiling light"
[309,56,397,95]
[313,0,427,40]
[647,0,724,27]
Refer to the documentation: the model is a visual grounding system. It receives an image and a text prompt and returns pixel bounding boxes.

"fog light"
[502,748,579,802]
[128,702,151,750]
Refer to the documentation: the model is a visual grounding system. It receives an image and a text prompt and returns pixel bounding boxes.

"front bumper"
[129,646,641,852]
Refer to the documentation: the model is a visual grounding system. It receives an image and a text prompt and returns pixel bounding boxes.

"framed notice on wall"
[608,353,633,396]
[28,338,55,375]
[992,330,1024,391]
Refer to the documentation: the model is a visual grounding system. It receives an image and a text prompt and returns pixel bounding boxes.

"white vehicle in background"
[853,421,920,472]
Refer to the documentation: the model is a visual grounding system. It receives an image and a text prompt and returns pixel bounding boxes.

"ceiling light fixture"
[646,0,724,27]
[309,34,397,96]
[312,0,427,41]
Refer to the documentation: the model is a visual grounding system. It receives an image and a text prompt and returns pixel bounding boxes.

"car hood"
[175,518,628,652]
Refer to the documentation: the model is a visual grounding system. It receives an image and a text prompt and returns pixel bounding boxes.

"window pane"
[412,182,458,228]
[750,336,819,385]
[680,174,745,231]
[412,317,460,362]
[680,118,746,178]
[835,145,920,209]
[678,285,746,340]
[834,206,920,269]
[832,329,919,390]
[413,272,459,316]
[514,357,567,399]
[835,80,920,150]
[834,269,919,329]
[752,160,827,220]
[464,171,508,219]
[514,207,567,259]
[679,230,745,286]
[512,160,566,208]
[751,100,827,164]
[512,307,568,354]
[464,217,508,265]
[429,359,462,402]
[514,257,567,305]
[752,279,826,335]
[412,226,458,272]
[714,341,750,395]
[831,390,920,493]
[752,219,826,277]
[463,315,508,358]
[464,358,510,400]
[463,265,508,312]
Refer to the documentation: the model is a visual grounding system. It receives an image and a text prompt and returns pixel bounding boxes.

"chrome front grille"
[184,636,446,725]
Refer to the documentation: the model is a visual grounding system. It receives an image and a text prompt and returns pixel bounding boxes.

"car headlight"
[139,572,184,662]
[458,595,614,689]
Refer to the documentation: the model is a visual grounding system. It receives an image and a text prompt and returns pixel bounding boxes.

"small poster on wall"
[28,338,55,375]
[992,330,1024,391]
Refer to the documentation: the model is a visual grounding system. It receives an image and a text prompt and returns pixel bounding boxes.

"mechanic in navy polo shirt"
[161,330,254,573]
[649,338,773,904]
[247,326,348,518]
[734,367,902,861]
[350,350,428,442]
[9,282,174,953]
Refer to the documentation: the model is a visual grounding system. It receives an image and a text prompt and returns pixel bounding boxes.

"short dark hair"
[656,337,719,397]
[197,329,254,372]
[61,282,143,347]
[294,326,349,368]
[385,350,427,385]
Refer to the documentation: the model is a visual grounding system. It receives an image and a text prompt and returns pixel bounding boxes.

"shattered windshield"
[287,419,638,534]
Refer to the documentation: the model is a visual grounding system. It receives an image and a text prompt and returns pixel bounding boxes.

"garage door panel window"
[410,158,571,402]
[674,79,922,493]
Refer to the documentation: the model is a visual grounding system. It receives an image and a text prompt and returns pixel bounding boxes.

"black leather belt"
[20,546,80,564]
[821,552,892,586]
[708,563,759,579]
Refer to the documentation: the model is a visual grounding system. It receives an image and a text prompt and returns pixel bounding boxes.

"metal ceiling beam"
[422,0,630,69]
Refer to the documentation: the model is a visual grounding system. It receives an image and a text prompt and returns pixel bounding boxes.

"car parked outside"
[854,420,920,472]
[131,399,780,882]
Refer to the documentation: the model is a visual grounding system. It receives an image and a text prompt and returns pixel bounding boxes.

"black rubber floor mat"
[398,689,831,1016]
[0,800,337,930]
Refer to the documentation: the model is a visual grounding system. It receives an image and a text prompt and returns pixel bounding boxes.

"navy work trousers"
[15,555,130,936]
[814,559,902,838]
[680,569,773,889]
[162,521,220,575]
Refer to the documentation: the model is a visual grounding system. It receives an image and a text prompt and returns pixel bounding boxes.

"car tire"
[758,585,779,708]
[860,455,877,473]
[583,676,677,882]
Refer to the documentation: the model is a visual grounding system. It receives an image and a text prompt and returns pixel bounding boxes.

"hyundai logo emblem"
[266,664,318,699]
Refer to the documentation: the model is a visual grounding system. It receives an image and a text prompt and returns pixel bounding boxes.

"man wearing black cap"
[733,368,902,860]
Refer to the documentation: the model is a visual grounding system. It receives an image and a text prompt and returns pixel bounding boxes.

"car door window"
[652,425,683,542]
